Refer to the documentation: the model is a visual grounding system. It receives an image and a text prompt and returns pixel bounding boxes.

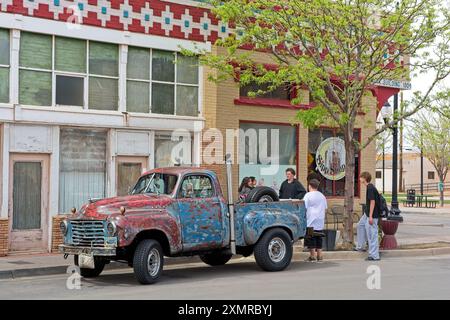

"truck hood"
[71,194,174,220]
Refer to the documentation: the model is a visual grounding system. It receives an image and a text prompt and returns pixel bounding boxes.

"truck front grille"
[70,220,105,247]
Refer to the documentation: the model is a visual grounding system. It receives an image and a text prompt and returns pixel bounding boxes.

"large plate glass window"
[155,132,192,168]
[308,128,360,197]
[59,128,107,213]
[0,28,10,103]
[239,122,297,195]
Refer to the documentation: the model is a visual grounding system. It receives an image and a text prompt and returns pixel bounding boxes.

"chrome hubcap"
[268,237,286,262]
[147,248,161,277]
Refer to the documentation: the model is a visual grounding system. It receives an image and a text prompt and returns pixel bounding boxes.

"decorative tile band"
[0,0,225,43]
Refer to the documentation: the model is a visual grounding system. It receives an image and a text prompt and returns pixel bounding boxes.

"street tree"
[410,106,450,207]
[192,0,450,247]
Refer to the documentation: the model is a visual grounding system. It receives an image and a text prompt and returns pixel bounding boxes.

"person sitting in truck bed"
[279,168,307,200]
[238,177,253,201]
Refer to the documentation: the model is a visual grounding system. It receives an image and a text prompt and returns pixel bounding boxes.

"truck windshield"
[131,173,178,196]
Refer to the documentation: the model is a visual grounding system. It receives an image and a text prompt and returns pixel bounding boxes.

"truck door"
[177,174,224,251]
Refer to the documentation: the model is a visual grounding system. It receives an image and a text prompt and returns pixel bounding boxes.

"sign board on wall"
[315,137,346,181]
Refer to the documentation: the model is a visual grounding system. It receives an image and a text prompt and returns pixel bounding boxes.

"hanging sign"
[315,137,346,180]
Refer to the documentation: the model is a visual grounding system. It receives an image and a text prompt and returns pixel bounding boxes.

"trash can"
[322,229,337,251]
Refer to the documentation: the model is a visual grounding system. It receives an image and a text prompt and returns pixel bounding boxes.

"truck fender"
[242,209,302,245]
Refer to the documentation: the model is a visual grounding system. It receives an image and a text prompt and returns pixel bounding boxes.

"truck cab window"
[179,175,214,198]
[131,173,178,195]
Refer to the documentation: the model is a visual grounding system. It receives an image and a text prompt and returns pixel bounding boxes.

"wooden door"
[9,154,49,252]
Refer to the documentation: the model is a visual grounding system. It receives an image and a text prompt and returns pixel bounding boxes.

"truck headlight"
[60,220,68,235]
[107,222,117,236]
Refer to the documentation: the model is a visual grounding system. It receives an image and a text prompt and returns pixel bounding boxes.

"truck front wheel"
[200,252,233,266]
[254,228,293,272]
[74,255,106,278]
[133,239,164,284]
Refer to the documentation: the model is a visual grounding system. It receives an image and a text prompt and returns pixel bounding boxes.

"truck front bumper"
[59,244,116,256]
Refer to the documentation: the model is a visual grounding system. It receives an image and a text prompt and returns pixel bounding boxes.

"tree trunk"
[342,136,356,250]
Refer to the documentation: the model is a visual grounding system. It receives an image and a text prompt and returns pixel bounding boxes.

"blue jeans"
[356,214,380,259]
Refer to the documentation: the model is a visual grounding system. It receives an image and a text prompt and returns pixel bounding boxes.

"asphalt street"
[1,255,449,300]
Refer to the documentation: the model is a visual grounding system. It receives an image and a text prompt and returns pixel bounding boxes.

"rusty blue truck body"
[59,167,307,284]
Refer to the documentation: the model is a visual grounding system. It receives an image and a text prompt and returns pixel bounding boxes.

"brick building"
[0,0,403,255]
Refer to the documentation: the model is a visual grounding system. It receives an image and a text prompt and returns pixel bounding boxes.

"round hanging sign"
[315,137,346,180]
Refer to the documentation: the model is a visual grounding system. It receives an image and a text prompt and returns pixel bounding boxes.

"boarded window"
[59,129,107,213]
[117,163,142,196]
[19,70,52,106]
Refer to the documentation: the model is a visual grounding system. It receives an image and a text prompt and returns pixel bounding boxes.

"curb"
[293,246,450,261]
[0,256,203,280]
[1,247,450,280]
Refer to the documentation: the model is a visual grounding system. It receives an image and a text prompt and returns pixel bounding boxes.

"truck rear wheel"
[74,255,106,278]
[133,239,164,284]
[200,252,233,266]
[254,228,293,272]
[245,186,279,203]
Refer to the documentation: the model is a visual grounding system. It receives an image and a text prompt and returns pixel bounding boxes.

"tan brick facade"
[0,218,8,257]
[201,47,378,213]
[51,215,68,253]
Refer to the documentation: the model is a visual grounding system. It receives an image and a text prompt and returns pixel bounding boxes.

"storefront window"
[155,132,192,168]
[59,128,107,213]
[0,28,10,103]
[239,122,297,194]
[308,128,360,197]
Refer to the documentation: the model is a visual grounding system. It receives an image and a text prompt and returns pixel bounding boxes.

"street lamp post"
[380,102,391,195]
[420,133,424,195]
[390,94,403,222]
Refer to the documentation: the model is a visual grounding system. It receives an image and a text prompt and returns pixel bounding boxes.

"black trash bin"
[407,189,416,206]
[322,229,337,251]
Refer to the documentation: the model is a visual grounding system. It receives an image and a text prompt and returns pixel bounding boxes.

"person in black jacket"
[279,168,307,200]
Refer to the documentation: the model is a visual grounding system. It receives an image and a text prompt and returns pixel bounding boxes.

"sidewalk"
[1,206,449,280]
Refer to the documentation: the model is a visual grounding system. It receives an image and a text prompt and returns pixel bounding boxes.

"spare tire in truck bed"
[245,186,279,203]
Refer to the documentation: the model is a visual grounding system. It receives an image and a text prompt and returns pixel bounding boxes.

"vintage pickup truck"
[60,157,307,284]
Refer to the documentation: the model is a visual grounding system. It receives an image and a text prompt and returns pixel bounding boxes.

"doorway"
[9,154,49,253]
[116,156,148,196]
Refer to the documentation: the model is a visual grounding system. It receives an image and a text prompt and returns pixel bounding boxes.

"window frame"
[0,28,10,104]
[126,48,200,116]
[18,32,120,109]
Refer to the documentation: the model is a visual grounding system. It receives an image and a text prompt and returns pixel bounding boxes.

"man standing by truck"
[279,168,307,200]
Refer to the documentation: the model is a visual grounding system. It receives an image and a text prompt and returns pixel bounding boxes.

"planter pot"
[380,219,399,250]
[322,229,337,251]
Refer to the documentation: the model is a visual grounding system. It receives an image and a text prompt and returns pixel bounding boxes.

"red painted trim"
[234,97,311,110]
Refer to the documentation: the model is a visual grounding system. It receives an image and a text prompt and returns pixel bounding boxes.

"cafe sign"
[315,137,346,181]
